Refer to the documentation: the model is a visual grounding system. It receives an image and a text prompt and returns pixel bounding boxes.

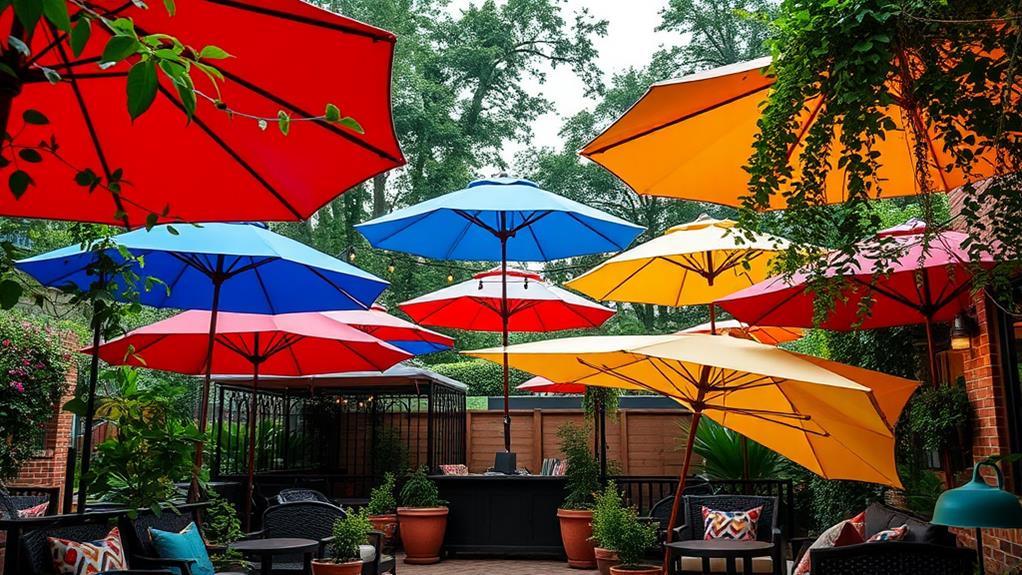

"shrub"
[372,427,407,478]
[906,381,972,452]
[0,312,73,480]
[558,422,601,510]
[429,359,531,396]
[591,482,628,550]
[400,466,445,508]
[691,418,785,480]
[329,508,373,563]
[613,506,658,567]
[202,491,244,546]
[367,472,398,515]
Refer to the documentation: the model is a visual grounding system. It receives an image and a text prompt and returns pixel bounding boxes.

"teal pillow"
[148,522,215,575]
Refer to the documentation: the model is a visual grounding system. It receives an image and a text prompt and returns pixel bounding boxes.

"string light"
[387,258,396,274]
[447,271,455,283]
[347,246,356,263]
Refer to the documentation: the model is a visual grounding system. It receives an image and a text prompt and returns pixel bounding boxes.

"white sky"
[446,0,683,164]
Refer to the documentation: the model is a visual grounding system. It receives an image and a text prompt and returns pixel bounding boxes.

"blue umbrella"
[17,222,388,509]
[356,177,643,454]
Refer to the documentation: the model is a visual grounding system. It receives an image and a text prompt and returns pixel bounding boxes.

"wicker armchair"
[642,478,715,540]
[670,495,784,575]
[2,486,60,516]
[117,502,245,575]
[277,488,332,505]
[810,541,976,575]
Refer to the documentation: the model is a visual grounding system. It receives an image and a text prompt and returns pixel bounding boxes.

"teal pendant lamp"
[932,461,1022,574]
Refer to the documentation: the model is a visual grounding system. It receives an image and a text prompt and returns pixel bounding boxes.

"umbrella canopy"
[565,214,788,307]
[466,333,916,488]
[680,320,803,346]
[16,223,389,313]
[90,310,411,376]
[580,57,995,208]
[399,267,615,332]
[516,376,585,394]
[716,219,996,331]
[355,177,644,261]
[5,0,404,226]
[323,305,454,355]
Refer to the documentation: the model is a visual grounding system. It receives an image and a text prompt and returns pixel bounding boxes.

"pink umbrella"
[516,376,585,394]
[716,219,997,381]
[323,305,454,355]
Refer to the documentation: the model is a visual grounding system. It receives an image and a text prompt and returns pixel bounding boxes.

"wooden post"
[532,409,543,473]
[465,411,473,472]
[619,410,630,476]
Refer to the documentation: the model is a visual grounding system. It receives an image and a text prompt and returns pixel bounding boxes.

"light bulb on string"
[447,271,455,283]
[387,258,396,274]
[347,246,356,263]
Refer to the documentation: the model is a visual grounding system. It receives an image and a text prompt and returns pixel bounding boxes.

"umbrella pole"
[75,317,102,514]
[663,410,702,572]
[244,335,261,532]
[925,318,940,387]
[501,233,512,453]
[709,303,717,335]
[189,274,223,502]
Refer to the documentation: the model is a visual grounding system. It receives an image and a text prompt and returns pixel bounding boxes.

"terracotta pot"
[397,507,448,564]
[557,508,596,569]
[610,565,662,575]
[369,513,399,548]
[311,559,363,575]
[594,547,621,575]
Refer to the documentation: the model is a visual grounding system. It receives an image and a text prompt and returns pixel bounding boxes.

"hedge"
[430,359,532,397]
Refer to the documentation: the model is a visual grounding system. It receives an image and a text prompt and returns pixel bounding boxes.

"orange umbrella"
[680,319,803,346]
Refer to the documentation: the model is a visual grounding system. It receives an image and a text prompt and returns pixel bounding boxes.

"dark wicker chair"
[641,479,715,541]
[810,541,976,575]
[4,486,60,516]
[277,488,332,505]
[250,501,393,575]
[669,495,784,575]
[118,502,244,575]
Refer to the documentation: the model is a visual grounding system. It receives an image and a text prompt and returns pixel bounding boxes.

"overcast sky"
[446,0,683,165]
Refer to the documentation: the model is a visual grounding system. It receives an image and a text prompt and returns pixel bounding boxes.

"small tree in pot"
[397,467,448,565]
[557,422,602,569]
[366,472,399,549]
[312,508,373,575]
[608,506,659,575]
[592,482,628,575]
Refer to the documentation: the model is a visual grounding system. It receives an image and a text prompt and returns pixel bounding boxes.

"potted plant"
[396,466,448,565]
[607,505,659,575]
[556,422,601,569]
[366,472,399,549]
[202,492,252,573]
[311,507,373,575]
[591,482,628,575]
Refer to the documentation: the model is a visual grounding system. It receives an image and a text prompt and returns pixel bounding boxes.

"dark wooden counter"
[432,475,567,558]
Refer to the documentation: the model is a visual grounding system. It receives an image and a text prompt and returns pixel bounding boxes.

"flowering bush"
[0,313,72,480]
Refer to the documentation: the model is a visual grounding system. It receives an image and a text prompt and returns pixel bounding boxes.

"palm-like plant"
[686,418,785,480]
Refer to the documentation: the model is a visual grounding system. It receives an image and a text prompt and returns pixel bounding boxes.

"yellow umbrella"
[565,214,788,330]
[466,333,918,563]
[680,319,803,346]
[580,57,996,208]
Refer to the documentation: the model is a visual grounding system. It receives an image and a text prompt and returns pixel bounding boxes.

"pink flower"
[34,362,43,369]
[21,359,30,366]
[10,381,23,393]
[2,339,10,347]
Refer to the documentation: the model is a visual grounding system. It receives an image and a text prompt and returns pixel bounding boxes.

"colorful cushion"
[439,464,469,476]
[17,501,49,518]
[702,505,763,541]
[149,521,215,575]
[867,524,908,542]
[793,512,867,575]
[48,526,127,575]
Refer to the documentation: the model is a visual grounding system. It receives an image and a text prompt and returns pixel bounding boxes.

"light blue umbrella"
[356,177,643,453]
[17,222,388,509]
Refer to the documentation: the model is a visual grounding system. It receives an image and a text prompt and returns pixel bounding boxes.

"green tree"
[657,0,775,72]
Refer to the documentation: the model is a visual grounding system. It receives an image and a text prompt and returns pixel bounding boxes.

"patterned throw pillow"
[17,501,49,518]
[792,511,867,575]
[48,526,128,575]
[867,524,908,542]
[702,505,763,541]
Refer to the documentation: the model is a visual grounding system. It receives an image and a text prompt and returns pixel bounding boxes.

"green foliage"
[430,359,531,397]
[372,427,408,479]
[906,381,973,453]
[0,312,73,479]
[399,466,445,508]
[610,505,658,568]
[691,418,785,481]
[329,507,373,563]
[898,465,943,518]
[557,422,601,510]
[202,491,244,546]
[66,366,205,510]
[806,475,884,532]
[583,386,619,421]
[591,482,628,550]
[366,472,398,516]
[657,0,774,73]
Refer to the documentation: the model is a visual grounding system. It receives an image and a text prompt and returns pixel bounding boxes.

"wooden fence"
[465,408,691,476]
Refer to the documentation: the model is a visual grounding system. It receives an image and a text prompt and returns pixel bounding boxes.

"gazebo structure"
[208,365,467,502]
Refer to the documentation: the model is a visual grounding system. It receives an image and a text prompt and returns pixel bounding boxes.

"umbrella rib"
[576,357,689,400]
[155,84,304,220]
[584,83,771,155]
[510,211,554,236]
[647,357,697,402]
[524,221,550,261]
[566,212,624,253]
[153,257,191,308]
[366,211,433,246]
[251,265,278,315]
[703,406,828,437]
[597,258,658,301]
[301,264,372,311]
[847,276,922,313]
[673,260,690,307]
[443,216,477,260]
[206,0,397,42]
[26,2,132,67]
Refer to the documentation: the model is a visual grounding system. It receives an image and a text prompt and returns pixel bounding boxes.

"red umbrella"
[516,376,585,394]
[3,0,404,227]
[400,268,615,332]
[716,219,997,380]
[324,304,454,355]
[91,309,410,525]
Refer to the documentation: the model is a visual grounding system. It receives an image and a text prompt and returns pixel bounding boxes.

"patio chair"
[641,478,715,540]
[277,487,333,505]
[2,485,60,516]
[670,494,784,575]
[250,500,394,575]
[119,502,246,575]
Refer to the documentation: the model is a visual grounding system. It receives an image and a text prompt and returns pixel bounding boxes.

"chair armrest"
[132,555,196,575]
[367,531,384,574]
[671,523,690,540]
[318,535,335,558]
[789,536,814,565]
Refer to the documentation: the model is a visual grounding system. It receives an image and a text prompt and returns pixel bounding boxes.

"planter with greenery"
[396,466,448,565]
[201,491,250,572]
[591,482,627,575]
[606,504,659,575]
[366,472,399,549]
[312,507,373,575]
[556,422,601,569]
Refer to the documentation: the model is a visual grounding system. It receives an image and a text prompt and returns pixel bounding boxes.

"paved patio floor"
[394,553,594,574]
